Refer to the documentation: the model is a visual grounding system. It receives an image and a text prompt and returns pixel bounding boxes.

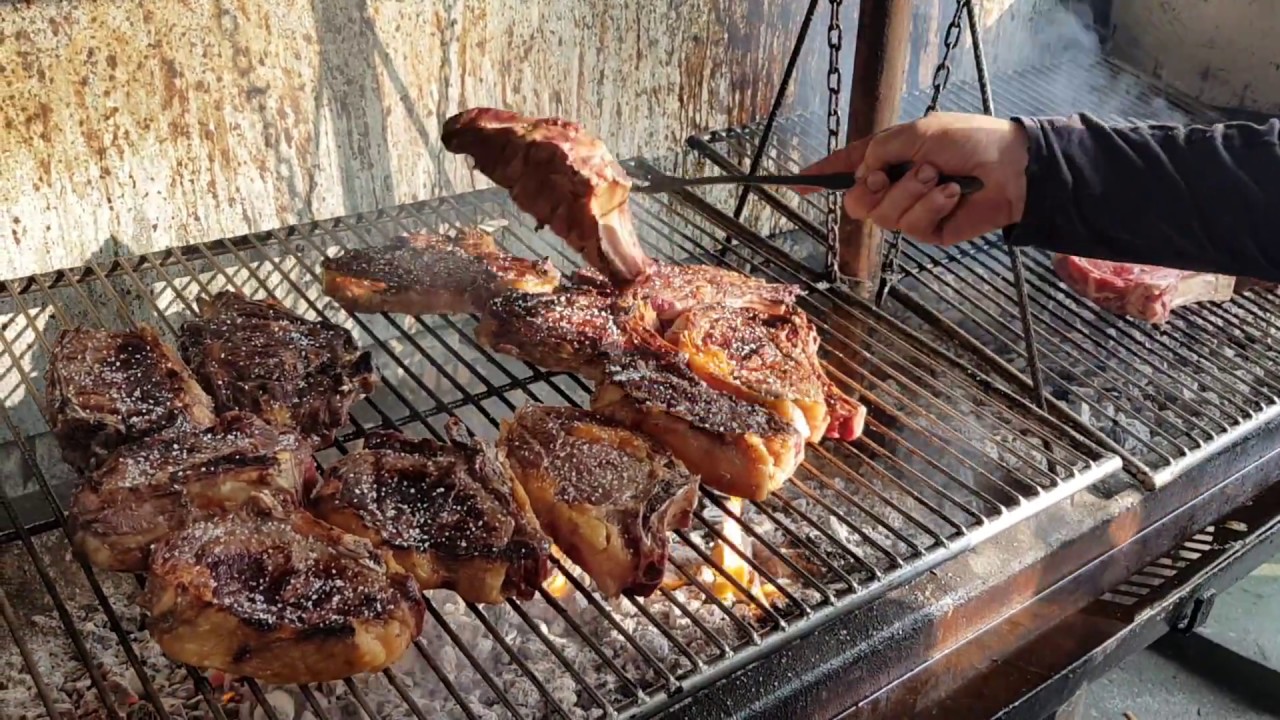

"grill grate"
[0,172,1118,718]
[687,57,1280,490]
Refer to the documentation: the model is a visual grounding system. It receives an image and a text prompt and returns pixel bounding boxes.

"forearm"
[1006,113,1280,281]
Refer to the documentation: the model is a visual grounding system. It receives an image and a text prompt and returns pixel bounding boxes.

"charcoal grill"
[0,164,1120,718]
[5,2,1280,719]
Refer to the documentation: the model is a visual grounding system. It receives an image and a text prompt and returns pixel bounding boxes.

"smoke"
[793,1,1192,130]
[947,0,1191,124]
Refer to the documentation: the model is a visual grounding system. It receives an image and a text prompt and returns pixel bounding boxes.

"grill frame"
[0,175,1119,719]
[685,57,1280,491]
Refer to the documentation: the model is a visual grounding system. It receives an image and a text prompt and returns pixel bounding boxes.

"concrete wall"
[1110,0,1280,114]
[1,0,1076,281]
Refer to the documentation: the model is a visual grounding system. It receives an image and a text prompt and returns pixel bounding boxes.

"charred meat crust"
[68,412,314,572]
[625,263,804,322]
[321,230,560,316]
[178,291,377,449]
[441,108,653,285]
[311,418,551,603]
[597,348,796,437]
[142,509,426,685]
[475,286,661,382]
[45,325,217,473]
[499,405,698,598]
[591,348,805,501]
[666,303,868,442]
[667,304,825,401]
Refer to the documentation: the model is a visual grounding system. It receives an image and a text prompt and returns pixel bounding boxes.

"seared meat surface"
[442,108,652,285]
[311,419,551,604]
[591,348,806,501]
[46,326,217,473]
[179,291,376,448]
[570,263,803,323]
[476,286,662,382]
[142,505,426,685]
[322,229,560,316]
[575,266,863,440]
[68,412,313,572]
[667,304,864,442]
[499,405,699,598]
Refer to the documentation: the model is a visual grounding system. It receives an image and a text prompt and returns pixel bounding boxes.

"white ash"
[1,522,809,720]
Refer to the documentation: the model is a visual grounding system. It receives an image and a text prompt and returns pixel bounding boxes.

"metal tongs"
[631,162,984,196]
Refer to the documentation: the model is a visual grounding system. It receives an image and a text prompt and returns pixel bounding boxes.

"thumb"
[795,136,871,195]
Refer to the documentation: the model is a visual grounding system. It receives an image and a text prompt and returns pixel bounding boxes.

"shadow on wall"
[311,0,397,214]
[310,0,462,212]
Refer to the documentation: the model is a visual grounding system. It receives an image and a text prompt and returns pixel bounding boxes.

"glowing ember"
[543,546,578,598]
[708,498,783,607]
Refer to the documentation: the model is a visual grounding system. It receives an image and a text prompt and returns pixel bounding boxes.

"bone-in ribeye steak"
[1052,254,1235,324]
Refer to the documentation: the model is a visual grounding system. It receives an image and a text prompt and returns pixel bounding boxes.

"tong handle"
[895,163,984,194]
[682,163,983,195]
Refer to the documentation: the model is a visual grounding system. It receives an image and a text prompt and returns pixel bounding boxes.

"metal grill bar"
[1,168,1117,718]
[685,57,1280,490]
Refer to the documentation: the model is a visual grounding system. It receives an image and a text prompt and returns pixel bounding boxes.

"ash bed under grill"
[0,149,1119,718]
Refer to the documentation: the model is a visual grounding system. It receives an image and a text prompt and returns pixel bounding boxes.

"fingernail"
[854,163,867,181]
[865,172,889,193]
[940,183,960,199]
[916,164,938,184]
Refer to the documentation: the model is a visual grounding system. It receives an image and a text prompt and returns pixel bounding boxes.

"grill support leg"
[839,0,913,296]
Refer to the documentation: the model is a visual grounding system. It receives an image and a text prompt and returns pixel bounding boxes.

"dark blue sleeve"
[1005,113,1280,282]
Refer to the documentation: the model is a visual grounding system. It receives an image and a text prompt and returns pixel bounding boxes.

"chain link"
[876,0,969,305]
[824,0,844,278]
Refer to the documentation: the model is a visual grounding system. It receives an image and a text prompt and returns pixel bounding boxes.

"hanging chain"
[824,0,844,280]
[875,0,969,306]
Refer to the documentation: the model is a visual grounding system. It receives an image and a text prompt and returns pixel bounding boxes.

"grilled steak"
[499,405,699,598]
[591,348,806,501]
[68,412,313,572]
[46,326,217,473]
[322,228,560,316]
[1052,254,1235,324]
[179,291,377,448]
[666,304,865,443]
[142,504,426,685]
[621,263,803,323]
[311,419,551,604]
[441,108,652,285]
[476,286,663,382]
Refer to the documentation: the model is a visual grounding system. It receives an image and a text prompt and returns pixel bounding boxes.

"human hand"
[798,112,1030,245]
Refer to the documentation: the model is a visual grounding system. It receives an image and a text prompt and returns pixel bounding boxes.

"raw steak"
[1051,254,1235,324]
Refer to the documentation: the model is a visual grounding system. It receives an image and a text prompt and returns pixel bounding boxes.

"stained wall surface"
[1,0,1071,279]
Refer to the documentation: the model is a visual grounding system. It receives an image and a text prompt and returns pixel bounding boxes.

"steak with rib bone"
[591,347,806,501]
[46,325,218,473]
[441,107,652,285]
[666,303,865,443]
[499,405,699,598]
[179,291,377,449]
[311,419,552,604]
[68,412,314,572]
[475,285,663,382]
[142,502,426,685]
[1051,254,1235,324]
[322,228,561,316]
[569,263,804,322]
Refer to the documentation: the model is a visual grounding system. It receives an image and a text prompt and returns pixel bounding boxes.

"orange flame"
[543,546,577,599]
[708,499,783,607]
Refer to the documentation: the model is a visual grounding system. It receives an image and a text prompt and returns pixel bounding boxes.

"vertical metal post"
[838,0,914,297]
